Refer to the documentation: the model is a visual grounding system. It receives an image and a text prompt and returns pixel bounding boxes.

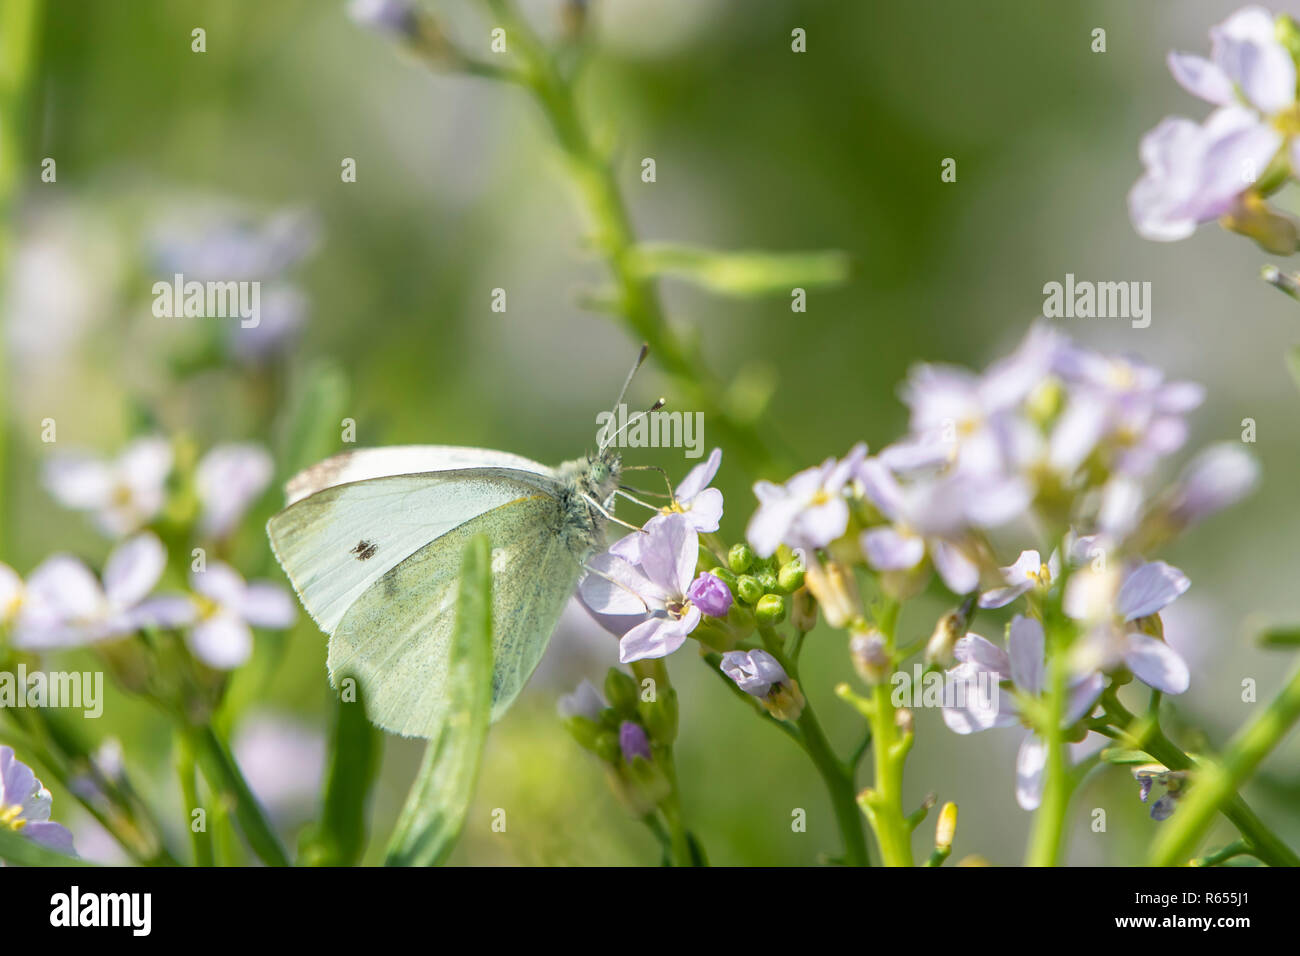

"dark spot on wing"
[351,539,379,561]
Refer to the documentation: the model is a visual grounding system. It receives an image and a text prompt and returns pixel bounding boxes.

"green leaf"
[298,681,382,866]
[1258,625,1300,648]
[277,360,351,480]
[628,242,851,297]
[1099,747,1154,765]
[0,826,92,867]
[385,535,494,866]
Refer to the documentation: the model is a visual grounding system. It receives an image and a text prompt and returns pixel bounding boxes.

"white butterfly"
[267,353,655,739]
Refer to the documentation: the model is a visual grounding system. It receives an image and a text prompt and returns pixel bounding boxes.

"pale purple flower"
[196,443,273,538]
[149,208,319,282]
[746,443,866,558]
[227,283,308,363]
[857,458,1012,595]
[188,562,296,670]
[1066,560,1191,695]
[558,679,606,721]
[1166,443,1260,527]
[978,549,1060,609]
[720,649,788,698]
[1169,7,1296,116]
[618,721,651,763]
[942,617,1104,810]
[578,514,702,663]
[0,746,76,856]
[11,533,188,649]
[43,437,172,537]
[686,572,732,618]
[1049,348,1204,477]
[898,325,1062,479]
[1129,107,1281,242]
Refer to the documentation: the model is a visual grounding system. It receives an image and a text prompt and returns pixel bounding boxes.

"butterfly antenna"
[610,343,649,418]
[598,396,666,454]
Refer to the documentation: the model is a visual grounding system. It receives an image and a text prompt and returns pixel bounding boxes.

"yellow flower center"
[0,803,27,831]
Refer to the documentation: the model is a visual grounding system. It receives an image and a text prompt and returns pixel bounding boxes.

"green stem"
[796,700,872,866]
[187,723,290,867]
[1142,663,1300,866]
[175,731,214,867]
[473,0,781,472]
[1026,622,1072,866]
[851,600,913,866]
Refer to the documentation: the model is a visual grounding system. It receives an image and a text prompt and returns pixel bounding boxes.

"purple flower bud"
[618,721,651,764]
[719,649,788,698]
[1168,443,1259,527]
[687,572,732,618]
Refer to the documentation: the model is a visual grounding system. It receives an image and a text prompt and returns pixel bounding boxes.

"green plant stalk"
[0,0,42,555]
[1147,662,1300,866]
[175,730,214,867]
[756,623,871,866]
[476,0,781,472]
[797,698,872,866]
[1026,630,1072,866]
[855,601,913,866]
[1105,694,1297,866]
[857,682,914,865]
[187,723,290,867]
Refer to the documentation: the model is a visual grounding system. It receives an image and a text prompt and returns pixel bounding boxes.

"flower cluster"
[1130,5,1300,252]
[569,321,1256,827]
[3,437,294,671]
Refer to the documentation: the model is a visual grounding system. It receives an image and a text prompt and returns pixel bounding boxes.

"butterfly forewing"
[267,467,560,634]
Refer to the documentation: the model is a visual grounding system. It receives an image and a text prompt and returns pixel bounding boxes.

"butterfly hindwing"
[327,493,583,738]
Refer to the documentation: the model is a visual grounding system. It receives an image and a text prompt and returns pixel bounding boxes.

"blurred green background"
[3,0,1299,865]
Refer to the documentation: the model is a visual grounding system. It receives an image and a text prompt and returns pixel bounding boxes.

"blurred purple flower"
[11,533,189,649]
[196,442,273,539]
[188,561,296,670]
[43,437,172,538]
[943,617,1103,810]
[558,679,606,721]
[1166,443,1260,527]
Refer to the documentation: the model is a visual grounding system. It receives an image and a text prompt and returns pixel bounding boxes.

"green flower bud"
[777,559,805,593]
[604,668,640,716]
[709,566,739,592]
[736,575,763,605]
[638,686,679,744]
[564,715,604,752]
[755,593,787,625]
[754,567,779,593]
[728,542,755,574]
[594,731,621,764]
